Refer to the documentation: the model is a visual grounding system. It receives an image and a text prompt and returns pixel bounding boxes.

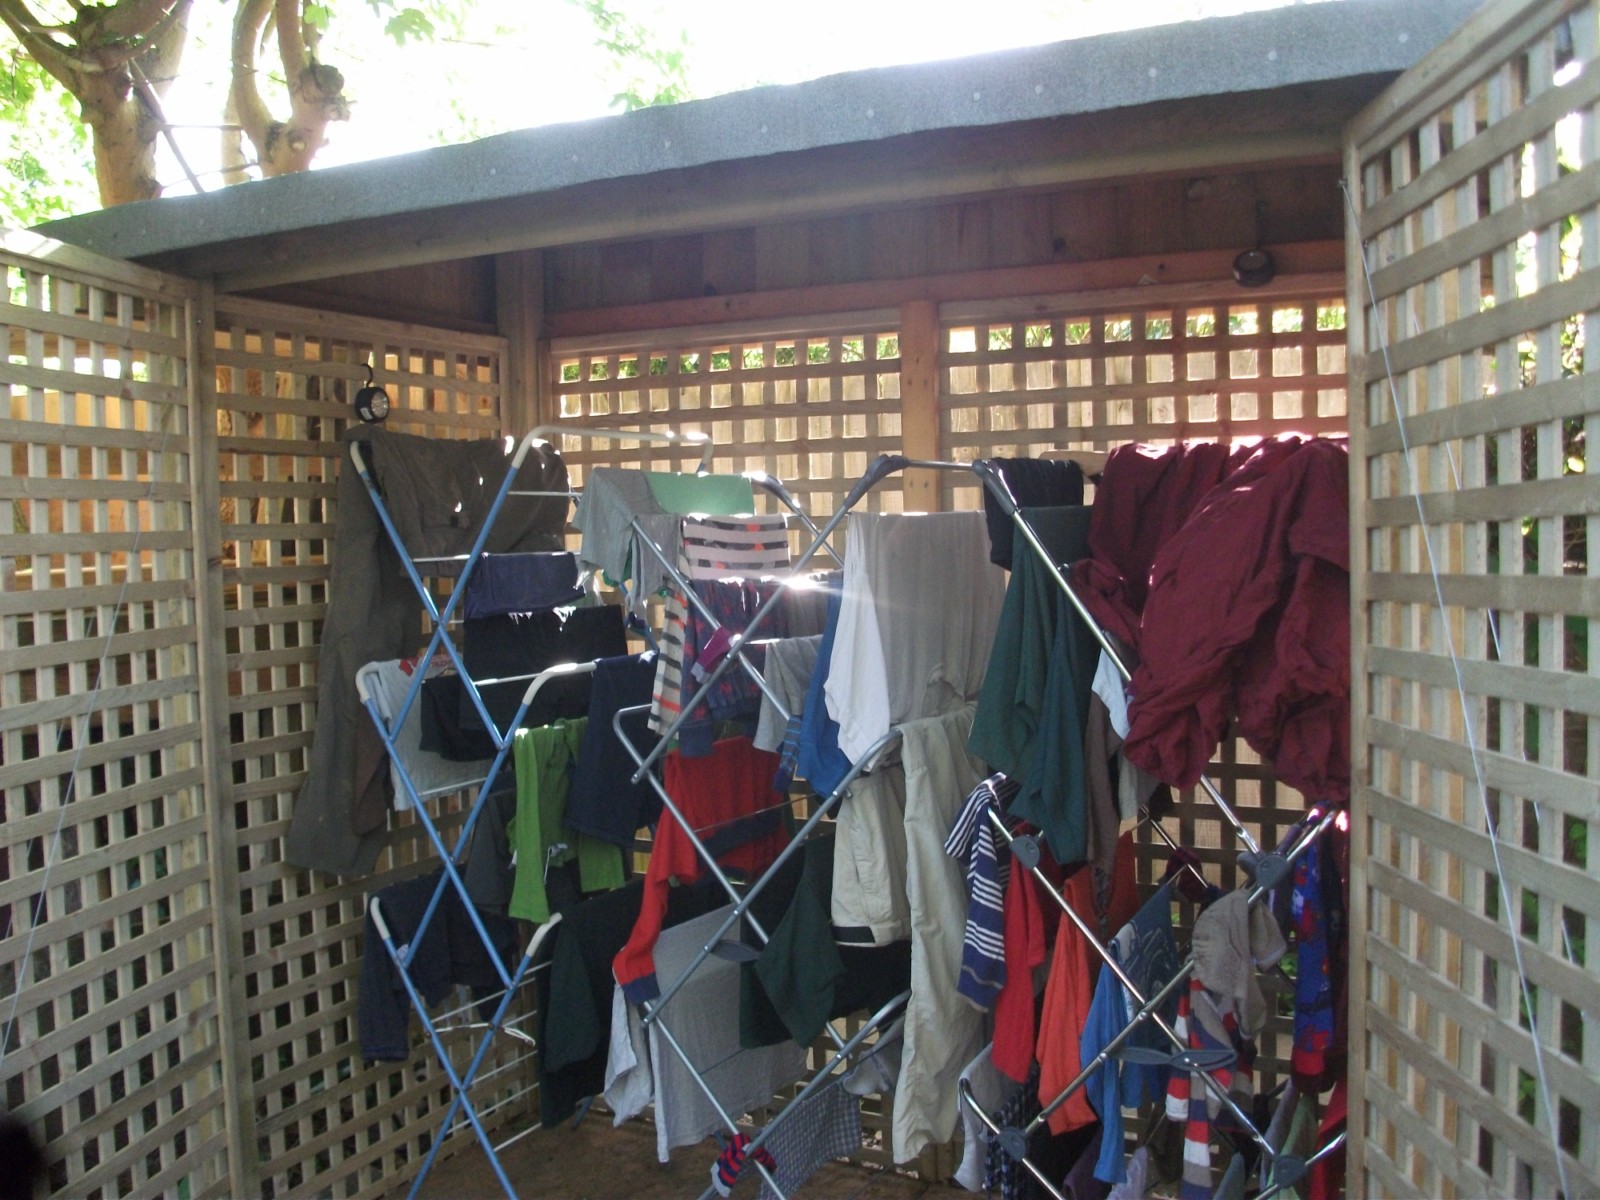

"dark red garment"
[1123,438,1351,803]
[991,852,1060,1083]
[612,737,791,1002]
[1069,442,1249,649]
[1307,1078,1348,1200]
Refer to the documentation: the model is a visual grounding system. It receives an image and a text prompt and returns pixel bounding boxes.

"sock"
[709,1131,778,1196]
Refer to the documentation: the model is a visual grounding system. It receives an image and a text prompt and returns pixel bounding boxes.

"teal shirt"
[967,506,1095,863]
[642,471,754,516]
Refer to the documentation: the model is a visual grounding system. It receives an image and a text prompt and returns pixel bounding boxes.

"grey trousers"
[284,427,566,876]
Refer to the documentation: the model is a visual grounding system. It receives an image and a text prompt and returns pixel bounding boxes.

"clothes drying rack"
[356,419,899,1199]
[572,440,950,1200]
[949,457,1347,1200]
[348,425,606,1198]
[600,449,1135,1199]
[350,424,780,1200]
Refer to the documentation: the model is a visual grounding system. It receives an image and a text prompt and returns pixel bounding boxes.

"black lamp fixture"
[1233,199,1277,288]
[353,362,391,423]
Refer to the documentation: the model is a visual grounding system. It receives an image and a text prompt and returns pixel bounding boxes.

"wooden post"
[1341,134,1371,1198]
[495,249,546,433]
[899,299,942,510]
[187,279,261,1199]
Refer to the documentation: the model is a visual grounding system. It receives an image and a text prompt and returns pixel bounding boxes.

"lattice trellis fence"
[0,247,233,1198]
[0,242,531,1200]
[211,296,525,1200]
[1346,1,1600,1196]
[548,314,906,533]
[939,283,1350,509]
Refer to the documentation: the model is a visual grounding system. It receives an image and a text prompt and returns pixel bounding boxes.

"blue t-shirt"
[795,586,852,798]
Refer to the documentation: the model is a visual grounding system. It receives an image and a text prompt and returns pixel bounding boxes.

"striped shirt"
[945,772,1021,1010]
[681,514,791,580]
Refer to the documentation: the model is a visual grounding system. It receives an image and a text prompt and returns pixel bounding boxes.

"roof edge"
[41,0,1479,263]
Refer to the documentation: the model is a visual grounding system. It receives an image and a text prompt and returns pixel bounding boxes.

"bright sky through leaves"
[10,0,1331,209]
[166,0,1325,179]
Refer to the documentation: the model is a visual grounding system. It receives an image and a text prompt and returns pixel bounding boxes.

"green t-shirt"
[508,719,625,923]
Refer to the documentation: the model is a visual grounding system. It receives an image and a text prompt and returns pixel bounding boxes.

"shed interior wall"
[241,162,1342,333]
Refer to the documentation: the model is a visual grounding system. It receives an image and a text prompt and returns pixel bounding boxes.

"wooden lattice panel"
[0,246,234,1198]
[549,316,905,534]
[212,298,530,1198]
[1347,2,1600,1196]
[939,287,1348,511]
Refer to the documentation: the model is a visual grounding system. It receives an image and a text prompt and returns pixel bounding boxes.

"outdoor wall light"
[1233,198,1277,287]
[353,363,391,423]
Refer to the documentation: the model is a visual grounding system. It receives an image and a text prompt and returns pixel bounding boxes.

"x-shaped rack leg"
[615,714,909,1200]
[370,904,560,1200]
[358,663,599,1005]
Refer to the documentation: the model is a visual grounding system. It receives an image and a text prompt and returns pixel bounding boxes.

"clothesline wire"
[0,402,183,1072]
[1341,177,1571,1199]
[1386,250,1577,973]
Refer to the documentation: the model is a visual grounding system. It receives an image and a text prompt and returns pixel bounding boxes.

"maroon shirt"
[1122,437,1351,804]
[1069,441,1251,649]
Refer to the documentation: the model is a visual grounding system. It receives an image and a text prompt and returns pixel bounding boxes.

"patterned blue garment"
[945,772,1021,1009]
[985,1061,1043,1200]
[755,1078,861,1200]
[1081,883,1180,1185]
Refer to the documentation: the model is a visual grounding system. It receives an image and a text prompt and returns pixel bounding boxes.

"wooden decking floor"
[388,1114,947,1200]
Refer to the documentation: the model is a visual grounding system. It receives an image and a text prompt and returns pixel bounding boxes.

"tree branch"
[0,0,88,84]
[93,0,184,41]
[229,0,274,150]
[84,0,190,72]
[273,0,306,76]
[1,0,188,77]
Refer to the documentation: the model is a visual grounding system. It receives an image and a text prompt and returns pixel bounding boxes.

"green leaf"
[304,3,332,31]
[384,9,436,45]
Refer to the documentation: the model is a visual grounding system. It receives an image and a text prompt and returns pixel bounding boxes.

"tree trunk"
[0,0,190,207]
[80,71,162,206]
